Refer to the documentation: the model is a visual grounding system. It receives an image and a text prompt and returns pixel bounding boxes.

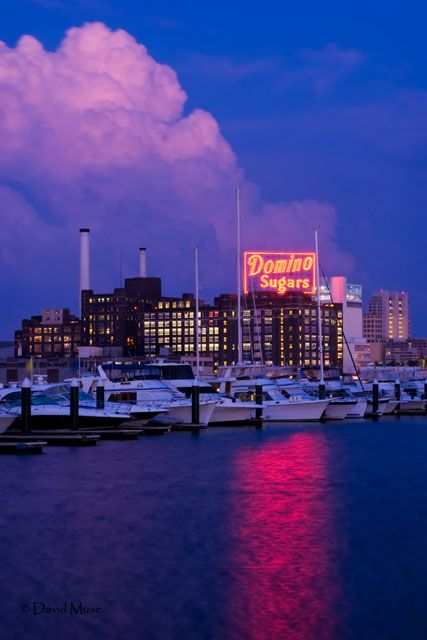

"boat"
[230,377,329,422]
[149,363,259,425]
[80,365,217,426]
[0,382,162,429]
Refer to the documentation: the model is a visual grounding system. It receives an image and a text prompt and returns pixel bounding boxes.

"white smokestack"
[139,247,147,278]
[80,228,90,291]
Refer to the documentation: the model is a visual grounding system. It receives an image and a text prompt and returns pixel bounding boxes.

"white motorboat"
[151,365,259,425]
[230,377,329,422]
[275,376,360,421]
[0,383,163,428]
[80,365,217,426]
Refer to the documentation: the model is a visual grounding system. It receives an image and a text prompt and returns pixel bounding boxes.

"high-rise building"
[319,276,370,373]
[363,290,410,362]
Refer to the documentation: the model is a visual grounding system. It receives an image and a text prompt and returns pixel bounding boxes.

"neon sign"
[243,251,316,295]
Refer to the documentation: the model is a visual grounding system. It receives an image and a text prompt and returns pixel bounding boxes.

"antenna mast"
[315,228,324,383]
[195,247,200,377]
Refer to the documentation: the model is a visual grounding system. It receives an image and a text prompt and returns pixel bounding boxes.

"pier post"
[255,385,263,420]
[372,378,379,415]
[21,377,32,435]
[70,378,79,430]
[96,381,105,410]
[394,379,401,401]
[319,377,326,400]
[191,385,200,425]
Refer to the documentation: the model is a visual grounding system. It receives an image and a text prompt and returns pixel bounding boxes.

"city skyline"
[1,1,426,337]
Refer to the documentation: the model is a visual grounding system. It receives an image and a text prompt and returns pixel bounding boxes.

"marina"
[0,366,425,454]
[1,415,427,639]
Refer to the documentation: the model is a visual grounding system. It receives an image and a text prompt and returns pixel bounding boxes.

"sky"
[0,0,426,337]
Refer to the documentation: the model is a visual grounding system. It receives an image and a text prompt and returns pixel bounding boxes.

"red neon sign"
[243,251,316,295]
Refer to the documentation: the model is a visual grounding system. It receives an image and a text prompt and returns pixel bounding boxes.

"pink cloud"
[0,22,351,314]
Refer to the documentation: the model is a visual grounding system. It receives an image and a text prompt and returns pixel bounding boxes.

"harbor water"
[2,416,427,639]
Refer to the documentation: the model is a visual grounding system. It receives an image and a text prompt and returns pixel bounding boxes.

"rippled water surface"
[2,417,427,639]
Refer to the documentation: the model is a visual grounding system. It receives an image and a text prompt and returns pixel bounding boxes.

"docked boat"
[275,376,360,421]
[0,382,163,429]
[80,365,217,427]
[146,363,259,425]
[230,377,329,422]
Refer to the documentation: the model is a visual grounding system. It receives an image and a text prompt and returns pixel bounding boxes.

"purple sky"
[1,3,426,337]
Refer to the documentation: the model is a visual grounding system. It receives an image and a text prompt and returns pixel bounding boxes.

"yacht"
[363,381,425,415]
[228,377,329,422]
[147,363,260,425]
[275,376,359,421]
[80,365,217,427]
[0,382,161,429]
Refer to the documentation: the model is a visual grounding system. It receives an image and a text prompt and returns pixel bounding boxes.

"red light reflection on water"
[222,431,344,640]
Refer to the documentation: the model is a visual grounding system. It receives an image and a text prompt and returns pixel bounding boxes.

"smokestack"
[139,247,147,278]
[80,228,90,292]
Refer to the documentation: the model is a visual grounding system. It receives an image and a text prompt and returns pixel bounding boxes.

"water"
[1,416,427,640]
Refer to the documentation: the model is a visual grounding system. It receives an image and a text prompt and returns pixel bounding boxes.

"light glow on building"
[243,252,316,295]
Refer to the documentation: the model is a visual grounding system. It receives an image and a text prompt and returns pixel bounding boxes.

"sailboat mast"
[315,228,324,382]
[195,247,200,377]
[236,186,243,364]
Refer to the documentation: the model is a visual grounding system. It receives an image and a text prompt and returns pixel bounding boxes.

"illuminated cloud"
[0,22,351,319]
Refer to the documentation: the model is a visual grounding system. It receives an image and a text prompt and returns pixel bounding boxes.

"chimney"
[139,247,147,278]
[80,228,90,292]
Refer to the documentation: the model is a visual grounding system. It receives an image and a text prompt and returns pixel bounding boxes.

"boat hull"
[324,401,357,420]
[365,399,387,417]
[0,414,17,433]
[166,401,217,426]
[7,406,136,430]
[382,400,399,415]
[262,399,329,422]
[346,399,368,418]
[209,402,258,425]
[397,400,426,414]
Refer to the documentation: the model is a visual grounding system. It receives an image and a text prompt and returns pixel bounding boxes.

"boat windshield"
[155,365,195,381]
[3,390,95,408]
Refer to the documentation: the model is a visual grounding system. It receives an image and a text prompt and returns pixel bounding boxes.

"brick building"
[15,308,81,358]
[80,278,344,369]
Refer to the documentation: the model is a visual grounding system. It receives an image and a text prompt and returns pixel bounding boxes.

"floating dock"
[0,441,46,454]
[140,424,171,435]
[1,434,99,446]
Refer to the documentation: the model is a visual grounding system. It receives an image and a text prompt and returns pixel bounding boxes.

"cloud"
[180,53,279,80]
[0,22,350,322]
[181,44,364,94]
[284,44,365,95]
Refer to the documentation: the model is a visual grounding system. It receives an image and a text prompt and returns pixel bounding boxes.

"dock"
[0,441,46,454]
[63,427,142,440]
[171,423,204,432]
[1,433,99,446]
[140,424,171,435]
